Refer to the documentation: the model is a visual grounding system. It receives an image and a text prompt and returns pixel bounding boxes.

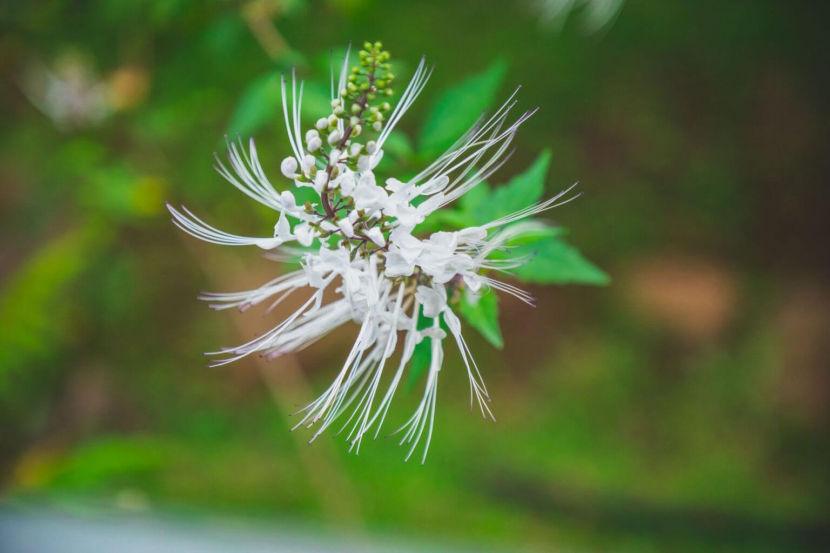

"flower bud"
[307,136,322,152]
[328,130,341,145]
[315,117,329,130]
[329,148,342,165]
[301,154,316,173]
[372,121,383,132]
[305,129,319,143]
[366,141,377,154]
[280,157,298,179]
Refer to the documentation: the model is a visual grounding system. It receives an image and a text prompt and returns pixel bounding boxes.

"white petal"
[337,218,355,238]
[365,227,386,247]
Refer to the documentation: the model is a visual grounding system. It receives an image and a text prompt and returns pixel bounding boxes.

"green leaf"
[458,181,492,213]
[405,340,432,392]
[419,151,552,231]
[406,306,441,390]
[512,236,610,285]
[226,73,281,136]
[459,292,504,349]
[482,150,551,222]
[419,59,508,156]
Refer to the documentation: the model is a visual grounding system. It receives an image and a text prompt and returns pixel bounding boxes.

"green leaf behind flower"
[512,237,610,285]
[419,59,508,157]
[459,291,504,349]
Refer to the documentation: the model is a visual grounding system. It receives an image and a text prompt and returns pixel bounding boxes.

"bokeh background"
[1,1,828,551]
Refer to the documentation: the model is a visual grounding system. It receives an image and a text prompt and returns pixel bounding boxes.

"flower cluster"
[169,41,578,463]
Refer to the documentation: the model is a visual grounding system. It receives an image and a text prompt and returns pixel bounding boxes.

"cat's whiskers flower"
[169,41,581,462]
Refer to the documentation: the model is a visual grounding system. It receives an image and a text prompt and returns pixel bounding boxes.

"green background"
[1,1,828,551]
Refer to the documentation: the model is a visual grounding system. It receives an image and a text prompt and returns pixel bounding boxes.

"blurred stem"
[242,0,289,62]
[179,237,364,528]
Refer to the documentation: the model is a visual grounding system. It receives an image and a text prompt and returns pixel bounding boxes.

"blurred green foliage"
[1,1,828,552]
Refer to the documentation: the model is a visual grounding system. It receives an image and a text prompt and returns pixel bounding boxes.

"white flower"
[352,173,389,212]
[365,227,386,247]
[294,222,316,247]
[415,283,447,318]
[169,42,581,462]
[337,217,355,238]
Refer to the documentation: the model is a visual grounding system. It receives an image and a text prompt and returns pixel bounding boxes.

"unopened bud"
[307,136,322,152]
[280,157,298,179]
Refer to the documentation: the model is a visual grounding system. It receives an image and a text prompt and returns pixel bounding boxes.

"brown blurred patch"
[775,282,830,427]
[107,66,150,111]
[43,365,142,436]
[623,255,738,340]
